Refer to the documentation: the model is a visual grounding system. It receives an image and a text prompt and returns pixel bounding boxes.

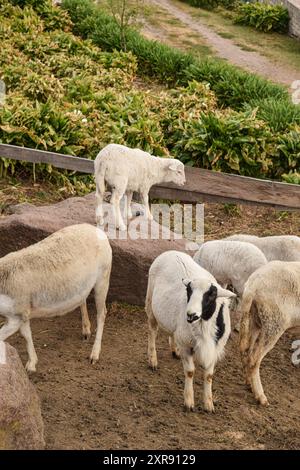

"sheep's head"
[165,159,186,186]
[182,278,236,324]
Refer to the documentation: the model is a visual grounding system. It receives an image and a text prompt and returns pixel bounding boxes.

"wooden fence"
[0,143,299,211]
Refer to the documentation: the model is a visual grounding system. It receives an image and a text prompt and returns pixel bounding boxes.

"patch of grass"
[235,43,257,52]
[217,31,235,39]
[164,17,183,26]
[222,203,241,216]
[187,43,214,56]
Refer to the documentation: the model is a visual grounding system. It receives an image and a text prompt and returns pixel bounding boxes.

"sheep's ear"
[182,278,191,287]
[216,286,236,299]
[169,161,179,171]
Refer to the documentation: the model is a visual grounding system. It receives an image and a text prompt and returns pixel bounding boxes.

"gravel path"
[146,0,299,87]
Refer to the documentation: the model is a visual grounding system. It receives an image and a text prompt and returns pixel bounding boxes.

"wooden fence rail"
[0,143,299,211]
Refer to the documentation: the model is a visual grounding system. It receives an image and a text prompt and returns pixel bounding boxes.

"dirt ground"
[7,302,300,450]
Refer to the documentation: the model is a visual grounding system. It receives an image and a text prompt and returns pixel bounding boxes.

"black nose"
[187,312,199,324]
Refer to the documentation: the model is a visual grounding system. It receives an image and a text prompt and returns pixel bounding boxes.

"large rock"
[0,342,45,450]
[0,193,194,305]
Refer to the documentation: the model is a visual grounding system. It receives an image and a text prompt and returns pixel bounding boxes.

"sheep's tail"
[145,272,154,320]
[239,290,255,354]
[94,157,106,196]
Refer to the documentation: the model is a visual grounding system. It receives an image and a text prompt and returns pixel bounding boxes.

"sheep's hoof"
[203,402,215,413]
[117,224,127,232]
[172,351,180,360]
[90,355,99,365]
[257,395,269,407]
[184,404,195,412]
[25,361,37,373]
[96,217,104,227]
[82,333,91,341]
[148,362,158,371]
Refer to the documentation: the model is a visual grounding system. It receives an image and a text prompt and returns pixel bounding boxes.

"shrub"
[245,98,300,132]
[172,109,277,177]
[276,127,300,177]
[235,3,289,33]
[282,171,300,185]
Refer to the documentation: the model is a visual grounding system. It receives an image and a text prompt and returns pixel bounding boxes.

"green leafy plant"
[282,171,300,185]
[234,3,289,33]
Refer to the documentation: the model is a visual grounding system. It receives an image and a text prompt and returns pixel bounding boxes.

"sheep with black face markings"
[94,143,186,231]
[0,224,112,372]
[145,250,236,412]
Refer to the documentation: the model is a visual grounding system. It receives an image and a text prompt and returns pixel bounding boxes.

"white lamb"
[146,250,236,412]
[0,224,112,371]
[94,143,186,231]
[239,261,300,406]
[226,234,300,262]
[193,240,268,297]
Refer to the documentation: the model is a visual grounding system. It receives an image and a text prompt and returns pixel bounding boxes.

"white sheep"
[146,250,236,412]
[0,224,112,371]
[226,234,300,262]
[94,143,186,231]
[239,261,300,406]
[193,240,267,297]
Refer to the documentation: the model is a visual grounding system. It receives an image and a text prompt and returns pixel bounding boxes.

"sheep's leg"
[248,331,282,406]
[146,280,158,370]
[203,363,215,413]
[141,190,153,221]
[111,189,126,231]
[80,301,91,340]
[181,348,195,411]
[169,335,180,359]
[147,315,158,370]
[241,327,260,386]
[19,320,38,372]
[95,179,105,227]
[0,315,22,341]
[126,190,133,219]
[90,270,110,364]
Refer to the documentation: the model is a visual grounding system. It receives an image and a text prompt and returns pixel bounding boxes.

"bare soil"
[7,302,300,450]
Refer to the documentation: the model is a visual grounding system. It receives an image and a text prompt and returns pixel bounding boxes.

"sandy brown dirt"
[7,302,300,450]
[144,0,299,86]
